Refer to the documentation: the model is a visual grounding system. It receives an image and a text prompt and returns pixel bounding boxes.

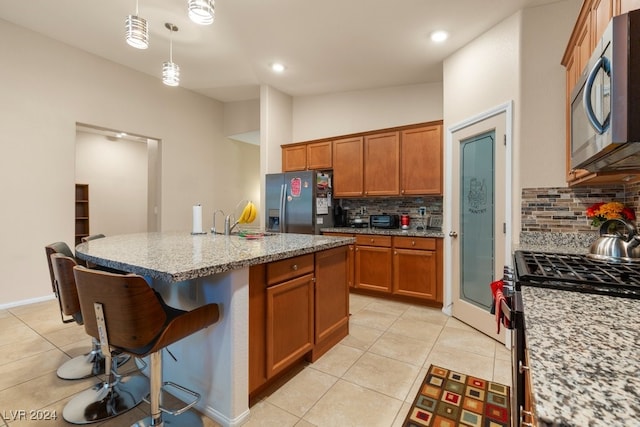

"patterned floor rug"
[403,365,511,427]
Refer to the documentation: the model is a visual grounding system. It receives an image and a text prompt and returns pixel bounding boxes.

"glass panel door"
[460,132,494,310]
[450,110,507,343]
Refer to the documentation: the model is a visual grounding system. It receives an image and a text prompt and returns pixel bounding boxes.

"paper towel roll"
[192,204,203,234]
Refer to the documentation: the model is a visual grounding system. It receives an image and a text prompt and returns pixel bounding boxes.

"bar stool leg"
[57,337,130,380]
[62,304,149,425]
[132,350,203,427]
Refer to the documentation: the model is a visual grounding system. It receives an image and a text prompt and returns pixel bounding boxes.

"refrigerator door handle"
[280,183,286,233]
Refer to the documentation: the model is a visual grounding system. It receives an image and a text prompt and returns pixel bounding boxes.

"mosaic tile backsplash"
[521,182,640,233]
[338,196,442,224]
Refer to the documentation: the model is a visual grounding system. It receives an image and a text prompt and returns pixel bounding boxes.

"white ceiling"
[0,0,564,103]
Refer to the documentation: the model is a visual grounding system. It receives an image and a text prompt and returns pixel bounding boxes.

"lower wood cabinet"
[324,232,443,305]
[312,246,350,361]
[393,236,439,301]
[266,273,314,378]
[355,235,392,292]
[249,247,349,398]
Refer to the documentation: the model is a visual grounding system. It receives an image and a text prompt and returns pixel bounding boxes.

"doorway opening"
[75,123,162,236]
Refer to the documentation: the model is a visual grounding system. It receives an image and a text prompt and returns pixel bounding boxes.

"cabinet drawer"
[266,254,314,286]
[393,236,436,250]
[355,235,392,247]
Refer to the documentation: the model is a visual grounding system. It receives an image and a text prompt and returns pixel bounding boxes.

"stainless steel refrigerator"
[265,171,333,234]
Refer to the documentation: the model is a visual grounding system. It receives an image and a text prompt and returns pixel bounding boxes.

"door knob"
[449,231,458,237]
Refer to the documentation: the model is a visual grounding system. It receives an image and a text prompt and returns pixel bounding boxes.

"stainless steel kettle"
[587,219,640,262]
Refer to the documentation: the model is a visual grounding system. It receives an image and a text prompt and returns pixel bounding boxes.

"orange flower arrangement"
[586,202,636,227]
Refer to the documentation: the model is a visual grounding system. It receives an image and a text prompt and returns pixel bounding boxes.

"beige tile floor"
[0,294,511,427]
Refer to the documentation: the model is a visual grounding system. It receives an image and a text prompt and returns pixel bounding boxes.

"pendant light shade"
[188,0,215,25]
[162,62,180,87]
[162,23,180,87]
[126,1,148,49]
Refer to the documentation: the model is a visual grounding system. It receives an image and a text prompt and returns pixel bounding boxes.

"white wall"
[444,12,523,234]
[520,0,581,188]
[292,82,443,141]
[224,99,260,136]
[0,19,254,306]
[443,1,579,239]
[75,131,149,236]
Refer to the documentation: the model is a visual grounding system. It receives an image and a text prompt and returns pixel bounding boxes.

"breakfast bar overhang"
[75,231,354,427]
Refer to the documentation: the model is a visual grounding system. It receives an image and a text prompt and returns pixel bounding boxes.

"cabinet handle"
[394,251,397,255]
[291,264,298,271]
[370,238,374,243]
[355,248,359,252]
[411,240,415,246]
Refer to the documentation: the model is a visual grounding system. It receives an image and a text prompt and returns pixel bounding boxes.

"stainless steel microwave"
[570,10,640,172]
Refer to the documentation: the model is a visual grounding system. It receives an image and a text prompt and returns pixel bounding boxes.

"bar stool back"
[45,242,129,380]
[51,254,147,424]
[73,266,220,427]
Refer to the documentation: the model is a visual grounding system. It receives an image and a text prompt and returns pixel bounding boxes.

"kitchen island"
[521,286,640,426]
[75,231,354,427]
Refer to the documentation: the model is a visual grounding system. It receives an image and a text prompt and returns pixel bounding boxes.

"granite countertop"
[321,226,444,238]
[75,231,355,283]
[521,286,640,426]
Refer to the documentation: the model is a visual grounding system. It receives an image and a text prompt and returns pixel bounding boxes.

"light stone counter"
[521,286,640,426]
[75,231,355,282]
[75,231,353,427]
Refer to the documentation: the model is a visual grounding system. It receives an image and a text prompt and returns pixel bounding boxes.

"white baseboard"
[0,294,55,310]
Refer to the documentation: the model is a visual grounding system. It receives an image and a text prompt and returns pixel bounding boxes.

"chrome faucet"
[224,213,238,236]
[212,210,225,234]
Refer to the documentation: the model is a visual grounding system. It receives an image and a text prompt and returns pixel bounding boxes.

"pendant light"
[162,23,180,87]
[125,0,149,49]
[188,0,215,25]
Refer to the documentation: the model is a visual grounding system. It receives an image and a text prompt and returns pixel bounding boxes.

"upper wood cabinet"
[364,132,400,196]
[284,121,443,196]
[282,141,333,172]
[282,144,307,172]
[592,0,614,44]
[562,0,639,186]
[617,0,640,15]
[307,141,332,170]
[333,136,364,197]
[401,125,442,195]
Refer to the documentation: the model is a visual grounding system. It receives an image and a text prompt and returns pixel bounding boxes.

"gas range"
[514,250,640,299]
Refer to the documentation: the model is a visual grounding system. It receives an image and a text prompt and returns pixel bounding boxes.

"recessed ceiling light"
[271,63,285,73]
[430,31,449,43]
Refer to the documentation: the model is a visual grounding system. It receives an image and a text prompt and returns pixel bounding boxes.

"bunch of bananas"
[238,201,257,224]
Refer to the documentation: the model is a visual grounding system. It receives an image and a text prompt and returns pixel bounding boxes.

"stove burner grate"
[514,251,640,298]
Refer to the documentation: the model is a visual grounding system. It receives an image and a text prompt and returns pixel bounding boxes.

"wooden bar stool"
[44,242,129,380]
[51,253,148,424]
[72,266,220,427]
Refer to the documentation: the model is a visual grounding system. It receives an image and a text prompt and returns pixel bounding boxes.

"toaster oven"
[369,214,399,229]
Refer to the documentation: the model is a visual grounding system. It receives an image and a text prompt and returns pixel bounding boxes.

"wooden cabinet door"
[400,125,442,195]
[333,136,364,197]
[312,246,349,360]
[576,16,592,77]
[393,248,437,300]
[282,145,307,172]
[616,0,640,15]
[355,245,392,293]
[322,233,355,288]
[307,141,332,170]
[364,132,400,196]
[266,273,314,378]
[592,0,613,43]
